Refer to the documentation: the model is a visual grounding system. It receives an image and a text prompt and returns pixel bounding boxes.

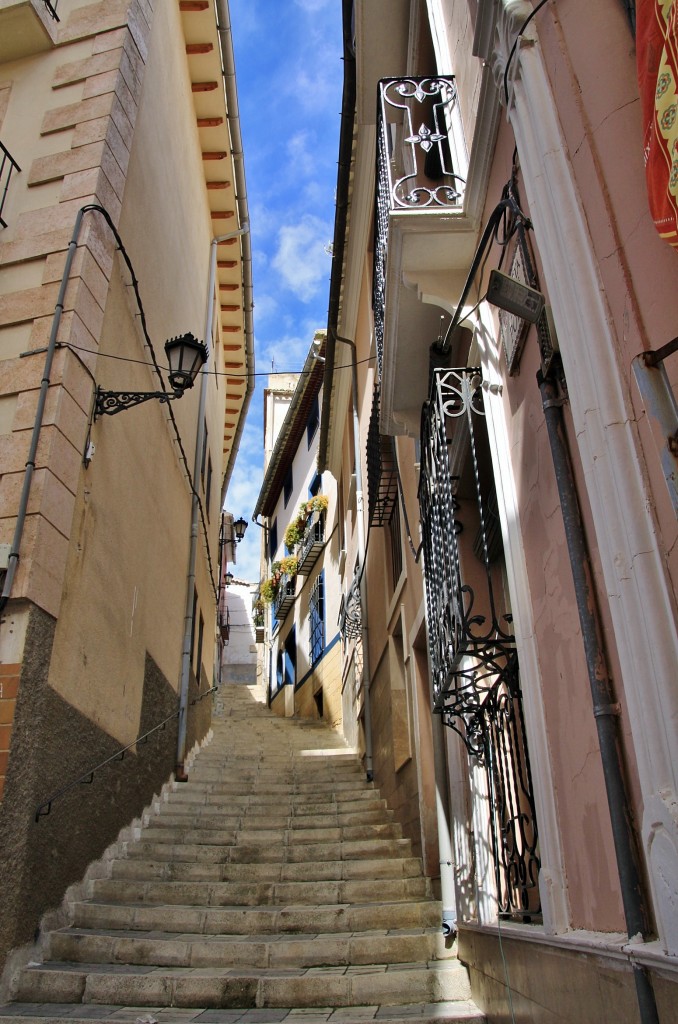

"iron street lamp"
[232,516,248,543]
[94,333,208,418]
[225,571,234,586]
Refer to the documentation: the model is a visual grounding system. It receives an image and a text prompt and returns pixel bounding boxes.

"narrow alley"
[0,683,482,1023]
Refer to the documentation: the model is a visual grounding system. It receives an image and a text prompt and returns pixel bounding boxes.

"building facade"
[255,334,343,728]
[0,0,251,973]
[320,0,678,1021]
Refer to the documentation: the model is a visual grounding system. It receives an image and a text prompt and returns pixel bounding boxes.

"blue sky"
[225,0,343,583]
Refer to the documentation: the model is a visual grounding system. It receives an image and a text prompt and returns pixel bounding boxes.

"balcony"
[0,0,59,63]
[0,142,20,228]
[273,574,295,621]
[296,509,325,576]
[374,74,500,438]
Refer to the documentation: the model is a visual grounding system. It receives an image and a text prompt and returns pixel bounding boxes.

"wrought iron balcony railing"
[296,509,325,576]
[0,142,20,229]
[373,77,465,379]
[366,384,398,527]
[273,573,295,621]
[418,366,541,921]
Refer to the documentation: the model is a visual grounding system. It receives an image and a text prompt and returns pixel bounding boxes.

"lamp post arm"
[94,387,180,419]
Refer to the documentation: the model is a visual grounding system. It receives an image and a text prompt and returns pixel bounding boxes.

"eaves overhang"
[254,335,325,520]
[181,0,254,503]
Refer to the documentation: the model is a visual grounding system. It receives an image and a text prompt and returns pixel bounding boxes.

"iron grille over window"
[309,572,325,665]
[0,143,21,229]
[366,385,398,525]
[419,366,541,920]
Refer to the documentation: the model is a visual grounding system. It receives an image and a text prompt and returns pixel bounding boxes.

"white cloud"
[272,215,332,303]
[252,292,278,324]
[294,0,332,11]
[286,131,315,179]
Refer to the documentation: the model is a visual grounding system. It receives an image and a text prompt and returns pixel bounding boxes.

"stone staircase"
[0,684,483,1023]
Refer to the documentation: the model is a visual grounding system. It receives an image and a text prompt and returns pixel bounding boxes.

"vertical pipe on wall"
[0,207,87,615]
[175,225,249,779]
[537,372,659,1024]
[334,333,373,781]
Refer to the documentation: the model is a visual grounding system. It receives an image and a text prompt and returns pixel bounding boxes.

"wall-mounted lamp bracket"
[93,333,208,421]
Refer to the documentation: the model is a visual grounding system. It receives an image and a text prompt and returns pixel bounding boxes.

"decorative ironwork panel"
[373,125,390,381]
[339,572,362,644]
[0,142,21,229]
[373,76,464,382]
[419,367,541,920]
[377,77,465,211]
[366,385,398,525]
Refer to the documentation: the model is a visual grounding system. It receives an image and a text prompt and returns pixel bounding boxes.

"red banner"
[637,0,678,246]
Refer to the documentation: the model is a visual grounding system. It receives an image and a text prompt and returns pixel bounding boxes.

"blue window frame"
[283,464,293,507]
[284,627,296,686]
[308,471,322,499]
[307,394,320,448]
[309,571,325,665]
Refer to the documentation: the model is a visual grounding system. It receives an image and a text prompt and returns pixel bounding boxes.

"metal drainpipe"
[0,205,89,616]
[537,372,659,1024]
[431,706,457,937]
[334,333,373,781]
[175,225,249,780]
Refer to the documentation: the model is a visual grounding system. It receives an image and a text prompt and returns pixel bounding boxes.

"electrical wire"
[503,0,553,107]
[80,205,219,605]
[56,340,377,380]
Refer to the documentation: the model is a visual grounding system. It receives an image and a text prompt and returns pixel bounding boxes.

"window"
[309,471,322,498]
[284,627,296,686]
[205,454,213,518]
[201,424,208,483]
[195,611,204,682]
[283,464,293,507]
[309,571,325,665]
[269,519,278,561]
[190,588,198,665]
[388,501,403,590]
[307,394,320,447]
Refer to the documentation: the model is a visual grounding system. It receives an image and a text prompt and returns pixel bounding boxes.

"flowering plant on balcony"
[284,494,329,551]
[260,555,299,604]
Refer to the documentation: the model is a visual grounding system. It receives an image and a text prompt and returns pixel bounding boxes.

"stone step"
[14,959,472,1009]
[72,898,442,935]
[125,836,413,863]
[48,926,454,968]
[89,875,429,907]
[147,808,392,829]
[185,778,371,794]
[0,1001,485,1024]
[135,822,404,847]
[111,855,423,882]
[165,791,382,811]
